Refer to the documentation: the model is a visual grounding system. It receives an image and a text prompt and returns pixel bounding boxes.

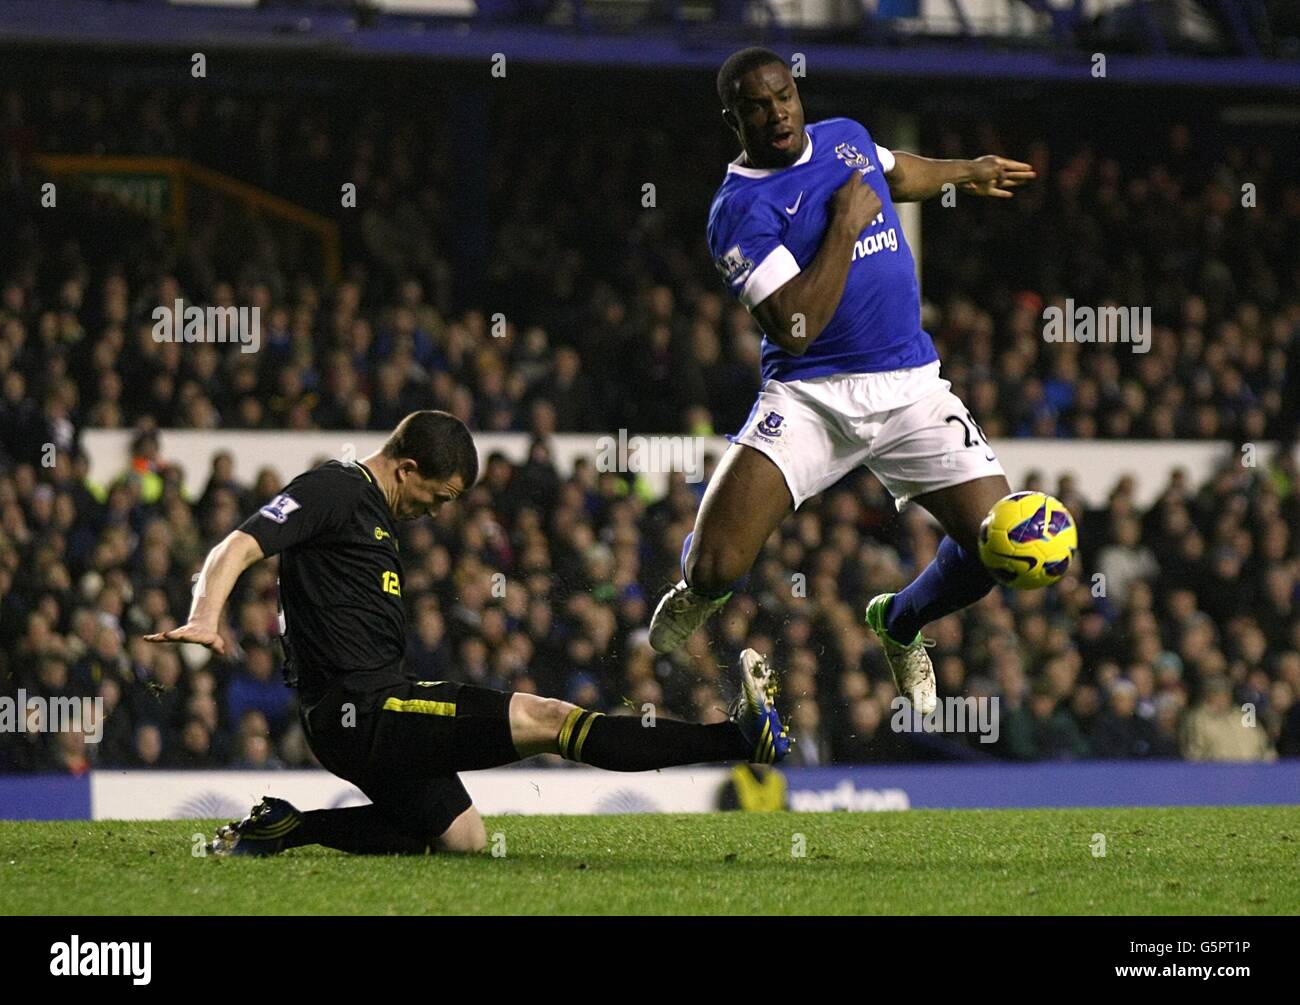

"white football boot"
[729,649,791,764]
[864,593,938,716]
[648,580,731,654]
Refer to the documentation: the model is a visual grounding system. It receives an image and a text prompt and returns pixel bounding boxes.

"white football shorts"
[731,361,1006,510]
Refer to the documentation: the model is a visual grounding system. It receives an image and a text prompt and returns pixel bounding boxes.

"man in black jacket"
[147,410,788,855]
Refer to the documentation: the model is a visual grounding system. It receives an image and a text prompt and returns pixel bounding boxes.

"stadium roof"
[1,0,1298,90]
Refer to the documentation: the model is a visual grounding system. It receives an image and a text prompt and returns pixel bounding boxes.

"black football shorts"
[300,670,518,836]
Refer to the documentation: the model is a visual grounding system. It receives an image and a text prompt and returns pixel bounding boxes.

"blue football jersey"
[708,117,939,382]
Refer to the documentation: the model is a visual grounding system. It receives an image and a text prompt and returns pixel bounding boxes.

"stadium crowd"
[1,432,1297,772]
[2,83,1297,443]
[1,78,1298,771]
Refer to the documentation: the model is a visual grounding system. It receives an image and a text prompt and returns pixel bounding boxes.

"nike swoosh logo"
[785,192,804,215]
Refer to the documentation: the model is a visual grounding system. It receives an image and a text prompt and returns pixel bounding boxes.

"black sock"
[284,805,431,855]
[558,709,750,771]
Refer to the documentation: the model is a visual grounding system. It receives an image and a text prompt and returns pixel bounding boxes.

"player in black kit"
[146,411,789,855]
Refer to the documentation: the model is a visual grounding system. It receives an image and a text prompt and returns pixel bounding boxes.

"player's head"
[716,47,805,169]
[381,410,478,520]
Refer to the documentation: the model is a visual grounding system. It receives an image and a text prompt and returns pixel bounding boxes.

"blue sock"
[884,536,996,643]
[680,530,744,599]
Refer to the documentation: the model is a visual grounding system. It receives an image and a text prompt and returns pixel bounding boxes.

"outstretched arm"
[144,529,264,654]
[885,151,1036,203]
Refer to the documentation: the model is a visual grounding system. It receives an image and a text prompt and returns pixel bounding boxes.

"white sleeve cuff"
[875,144,896,173]
[740,245,801,309]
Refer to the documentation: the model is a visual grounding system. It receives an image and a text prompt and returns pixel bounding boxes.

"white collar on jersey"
[726,131,814,178]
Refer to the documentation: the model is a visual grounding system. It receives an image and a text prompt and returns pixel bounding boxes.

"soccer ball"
[978,491,1078,590]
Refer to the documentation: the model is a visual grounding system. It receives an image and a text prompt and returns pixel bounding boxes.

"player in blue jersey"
[650,48,1036,716]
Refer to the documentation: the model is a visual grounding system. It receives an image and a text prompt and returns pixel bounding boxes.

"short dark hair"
[716,47,786,109]
[383,410,479,487]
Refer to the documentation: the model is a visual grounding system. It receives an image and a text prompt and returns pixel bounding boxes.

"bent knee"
[445,830,487,854]
[686,542,747,596]
[436,809,488,854]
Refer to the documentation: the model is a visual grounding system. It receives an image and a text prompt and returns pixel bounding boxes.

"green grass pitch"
[3,807,1297,915]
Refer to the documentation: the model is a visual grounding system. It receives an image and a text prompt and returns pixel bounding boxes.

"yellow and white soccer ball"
[977,491,1078,590]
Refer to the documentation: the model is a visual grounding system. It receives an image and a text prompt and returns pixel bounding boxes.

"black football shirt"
[238,460,405,701]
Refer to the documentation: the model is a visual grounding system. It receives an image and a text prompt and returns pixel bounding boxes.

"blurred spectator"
[1095,517,1159,608]
[1181,676,1277,762]
[1003,680,1091,761]
[225,641,294,736]
[1089,679,1174,758]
